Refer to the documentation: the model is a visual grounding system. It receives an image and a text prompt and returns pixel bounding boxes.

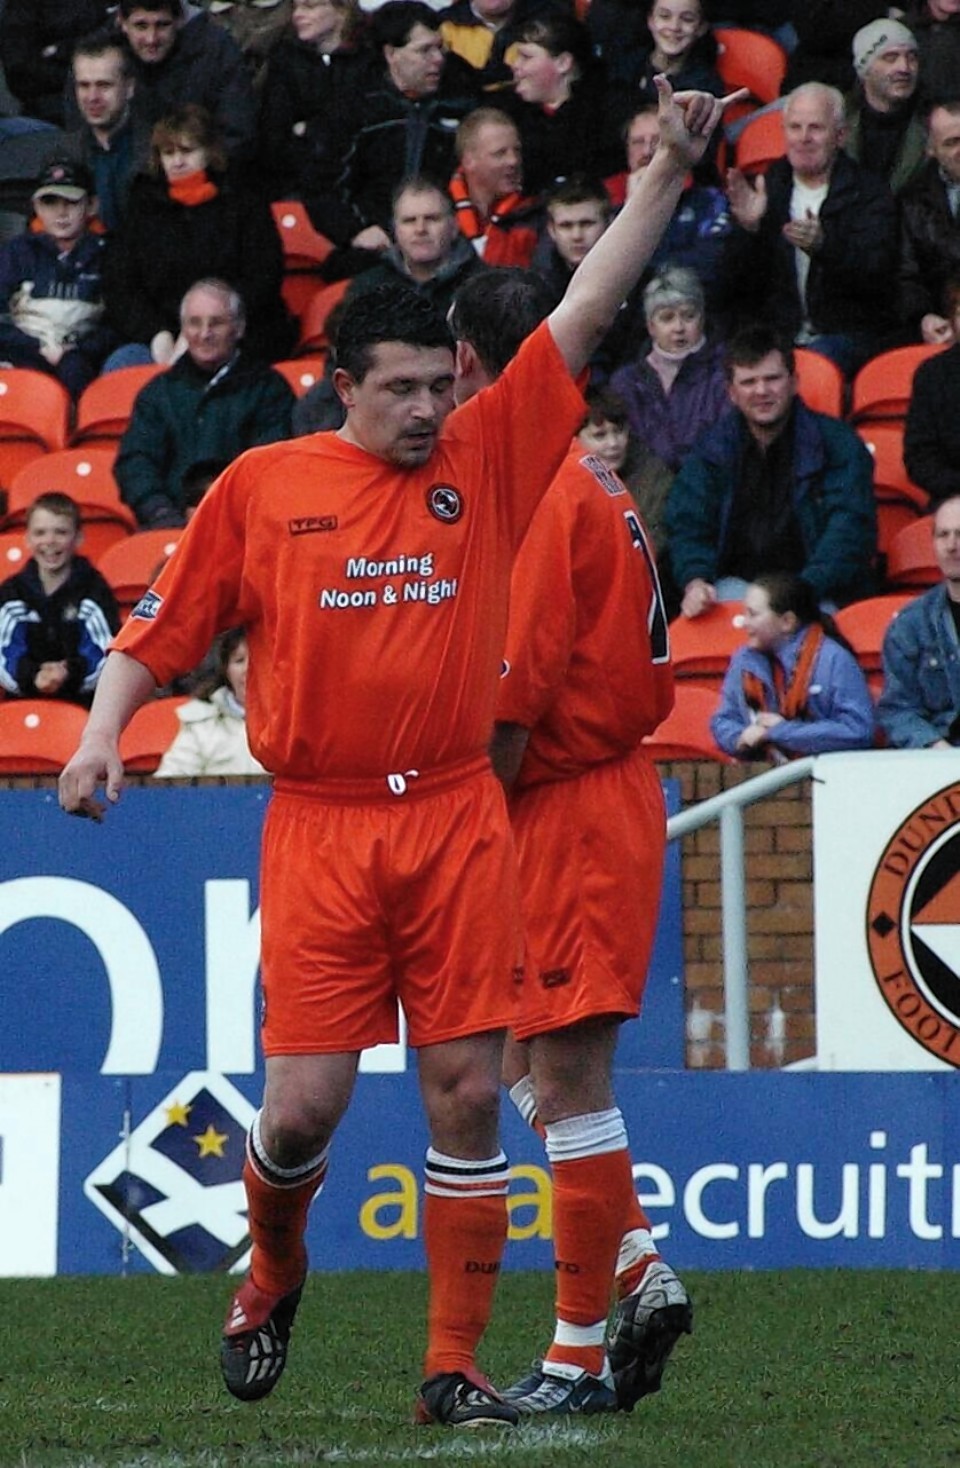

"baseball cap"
[32,160,94,204]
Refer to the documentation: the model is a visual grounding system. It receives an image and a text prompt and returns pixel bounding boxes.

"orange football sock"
[422,1150,510,1378]
[244,1152,326,1297]
[543,1112,634,1377]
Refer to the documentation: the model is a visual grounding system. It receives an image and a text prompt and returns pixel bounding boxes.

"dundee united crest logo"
[426,483,463,523]
[866,782,960,1066]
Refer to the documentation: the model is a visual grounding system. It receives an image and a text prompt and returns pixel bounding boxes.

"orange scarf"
[448,168,524,241]
[742,625,825,721]
[168,169,218,207]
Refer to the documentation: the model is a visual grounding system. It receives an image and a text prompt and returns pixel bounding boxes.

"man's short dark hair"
[336,283,452,382]
[118,0,182,18]
[725,323,796,379]
[73,29,134,75]
[449,268,553,378]
[372,2,440,52]
[545,174,612,218]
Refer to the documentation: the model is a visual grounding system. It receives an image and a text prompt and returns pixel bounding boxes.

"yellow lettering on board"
[508,1164,552,1240]
[360,1164,417,1239]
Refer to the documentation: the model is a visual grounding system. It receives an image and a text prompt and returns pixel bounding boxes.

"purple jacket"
[610,338,728,473]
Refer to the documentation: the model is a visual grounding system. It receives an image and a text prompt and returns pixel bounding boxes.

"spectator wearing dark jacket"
[723,82,899,376]
[257,0,375,201]
[0,159,118,396]
[589,0,722,98]
[502,13,623,195]
[110,0,258,162]
[302,2,480,257]
[610,265,728,470]
[843,18,926,195]
[903,292,960,505]
[0,491,119,706]
[103,104,295,365]
[0,0,113,127]
[69,32,150,233]
[898,101,960,345]
[666,325,877,618]
[114,279,294,527]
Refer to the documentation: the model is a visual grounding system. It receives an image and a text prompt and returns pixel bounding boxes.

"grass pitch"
[2,1270,957,1468]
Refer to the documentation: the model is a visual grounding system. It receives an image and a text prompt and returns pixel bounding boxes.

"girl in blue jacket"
[711,571,876,759]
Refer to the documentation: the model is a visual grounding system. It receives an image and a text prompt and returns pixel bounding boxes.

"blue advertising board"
[4,786,957,1278]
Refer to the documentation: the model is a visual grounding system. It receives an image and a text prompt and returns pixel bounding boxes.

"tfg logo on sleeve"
[84,1071,256,1274]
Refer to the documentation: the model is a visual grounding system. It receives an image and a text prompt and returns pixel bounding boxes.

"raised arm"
[547,78,736,377]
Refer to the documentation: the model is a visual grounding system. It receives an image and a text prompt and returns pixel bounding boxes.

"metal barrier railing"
[666,757,817,1071]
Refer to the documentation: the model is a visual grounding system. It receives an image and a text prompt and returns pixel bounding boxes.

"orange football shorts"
[510,747,666,1041]
[259,756,525,1054]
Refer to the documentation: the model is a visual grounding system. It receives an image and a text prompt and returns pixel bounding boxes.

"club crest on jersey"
[426,484,463,523]
[866,781,960,1066]
[131,589,163,621]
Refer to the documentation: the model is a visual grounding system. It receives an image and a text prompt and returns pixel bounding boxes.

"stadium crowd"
[1,0,959,1430]
[0,6,956,705]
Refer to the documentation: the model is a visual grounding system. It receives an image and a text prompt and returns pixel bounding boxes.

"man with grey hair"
[723,80,899,375]
[610,263,727,472]
[114,277,294,526]
[844,18,925,194]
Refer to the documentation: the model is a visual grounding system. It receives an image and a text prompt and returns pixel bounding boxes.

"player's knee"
[260,1100,338,1166]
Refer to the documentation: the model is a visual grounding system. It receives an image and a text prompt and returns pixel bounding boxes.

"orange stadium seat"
[856,422,930,558]
[643,684,732,762]
[714,28,788,127]
[272,200,334,271]
[885,515,939,591]
[668,601,747,684]
[848,344,945,426]
[0,698,88,774]
[272,201,335,318]
[72,364,164,451]
[0,528,28,575]
[296,279,351,354]
[794,348,845,418]
[98,528,182,617]
[273,356,327,396]
[734,106,787,175]
[119,696,188,773]
[5,449,136,562]
[834,594,915,687]
[0,368,71,487]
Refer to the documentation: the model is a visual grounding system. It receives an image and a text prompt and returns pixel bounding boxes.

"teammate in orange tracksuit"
[452,275,690,1416]
[59,78,731,1429]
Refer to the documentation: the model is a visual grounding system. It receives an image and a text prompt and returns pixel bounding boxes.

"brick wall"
[661,761,815,1071]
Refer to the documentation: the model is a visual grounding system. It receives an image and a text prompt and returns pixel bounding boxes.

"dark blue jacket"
[665,399,877,605]
[0,554,119,704]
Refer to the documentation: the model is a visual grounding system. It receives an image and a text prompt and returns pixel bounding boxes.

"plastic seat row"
[0,696,185,775]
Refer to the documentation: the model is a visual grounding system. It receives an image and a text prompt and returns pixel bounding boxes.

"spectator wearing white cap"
[844,18,926,194]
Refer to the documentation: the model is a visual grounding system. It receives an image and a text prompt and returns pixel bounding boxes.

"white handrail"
[666,757,817,1070]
